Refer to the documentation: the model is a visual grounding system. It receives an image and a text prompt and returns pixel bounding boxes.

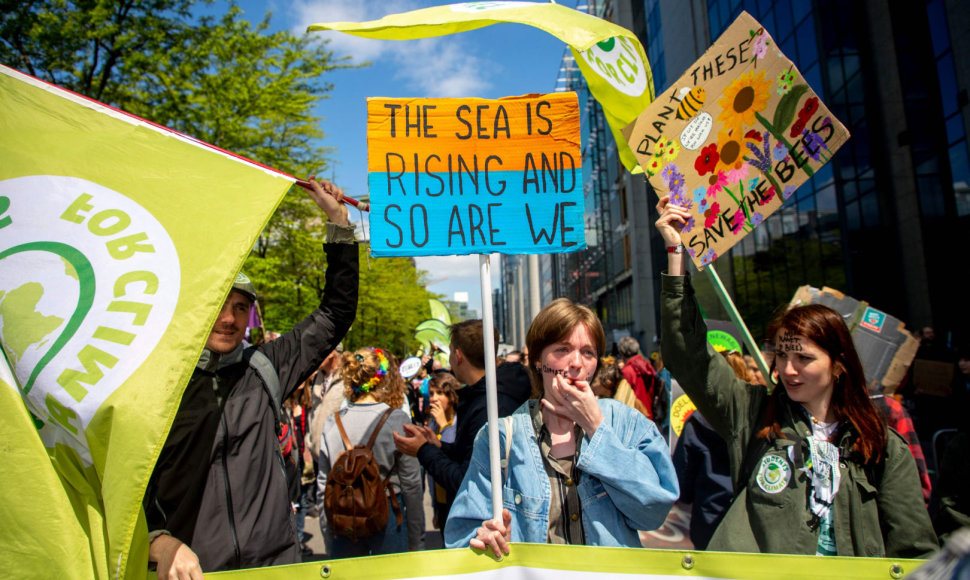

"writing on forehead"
[541,364,568,376]
[778,330,802,352]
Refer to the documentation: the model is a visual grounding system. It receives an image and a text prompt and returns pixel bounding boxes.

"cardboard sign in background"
[790,285,919,394]
[367,93,583,257]
[625,11,849,269]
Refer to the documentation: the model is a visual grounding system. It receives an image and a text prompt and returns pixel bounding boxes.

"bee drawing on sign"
[675,86,706,121]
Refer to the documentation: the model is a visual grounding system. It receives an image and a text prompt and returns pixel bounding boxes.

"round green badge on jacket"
[756,455,792,494]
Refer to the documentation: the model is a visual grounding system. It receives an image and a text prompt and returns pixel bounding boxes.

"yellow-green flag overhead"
[0,65,294,578]
[308,1,653,173]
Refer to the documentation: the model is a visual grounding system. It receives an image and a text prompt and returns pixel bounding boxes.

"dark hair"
[449,319,497,370]
[428,372,460,408]
[759,304,886,464]
[526,298,606,398]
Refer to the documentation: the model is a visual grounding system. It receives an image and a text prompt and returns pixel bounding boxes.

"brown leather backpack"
[323,408,403,542]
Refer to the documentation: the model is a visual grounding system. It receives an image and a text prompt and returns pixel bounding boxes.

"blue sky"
[233,0,582,315]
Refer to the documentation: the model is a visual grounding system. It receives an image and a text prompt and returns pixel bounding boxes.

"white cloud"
[289,0,496,97]
[415,254,480,278]
[414,253,502,285]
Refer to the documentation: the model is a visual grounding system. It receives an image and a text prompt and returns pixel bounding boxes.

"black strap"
[243,348,282,436]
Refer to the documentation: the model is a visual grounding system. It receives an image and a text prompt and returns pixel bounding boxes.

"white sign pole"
[478,254,502,521]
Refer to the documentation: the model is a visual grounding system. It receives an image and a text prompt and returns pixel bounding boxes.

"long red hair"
[757,304,886,464]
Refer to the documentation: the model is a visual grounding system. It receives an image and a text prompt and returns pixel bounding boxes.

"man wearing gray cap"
[144,178,358,579]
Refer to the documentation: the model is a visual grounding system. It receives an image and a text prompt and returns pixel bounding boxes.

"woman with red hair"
[656,196,936,557]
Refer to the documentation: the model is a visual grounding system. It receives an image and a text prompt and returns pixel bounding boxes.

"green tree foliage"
[344,245,436,356]
[2,1,439,344]
[1,1,340,175]
[0,0,196,104]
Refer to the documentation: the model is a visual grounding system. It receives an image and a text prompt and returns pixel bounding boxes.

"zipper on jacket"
[220,412,242,568]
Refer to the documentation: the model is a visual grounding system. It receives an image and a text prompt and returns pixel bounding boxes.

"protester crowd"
[144,180,968,580]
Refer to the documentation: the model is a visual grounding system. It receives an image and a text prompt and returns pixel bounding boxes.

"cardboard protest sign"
[625,11,849,268]
[367,93,583,257]
[911,360,955,398]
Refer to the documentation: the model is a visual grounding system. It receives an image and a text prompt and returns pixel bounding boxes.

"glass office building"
[702,0,969,340]
[499,0,969,350]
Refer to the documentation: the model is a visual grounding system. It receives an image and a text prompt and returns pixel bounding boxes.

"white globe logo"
[580,36,649,97]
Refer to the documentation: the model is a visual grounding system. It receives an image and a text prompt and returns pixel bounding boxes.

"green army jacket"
[661,273,937,558]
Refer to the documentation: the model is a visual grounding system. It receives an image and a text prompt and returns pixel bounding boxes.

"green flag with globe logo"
[308,1,654,173]
[0,65,294,578]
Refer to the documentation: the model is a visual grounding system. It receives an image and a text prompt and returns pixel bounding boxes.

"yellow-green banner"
[308,1,653,173]
[0,64,294,578]
[200,544,926,579]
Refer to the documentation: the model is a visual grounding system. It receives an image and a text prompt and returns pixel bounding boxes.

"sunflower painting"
[717,70,772,139]
[625,10,849,270]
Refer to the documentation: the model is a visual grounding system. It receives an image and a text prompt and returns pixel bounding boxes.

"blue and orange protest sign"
[367,93,583,257]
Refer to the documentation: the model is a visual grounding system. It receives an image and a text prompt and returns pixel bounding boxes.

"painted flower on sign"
[704,201,721,228]
[697,197,711,214]
[783,185,797,200]
[751,29,770,63]
[745,131,773,173]
[730,209,747,233]
[717,69,772,138]
[707,170,728,199]
[669,172,686,194]
[750,212,765,226]
[681,216,695,234]
[800,128,828,161]
[645,157,663,177]
[670,188,690,208]
[790,96,821,138]
[716,129,761,173]
[660,163,677,184]
[776,68,797,95]
[759,185,777,206]
[666,141,682,162]
[700,249,718,266]
[695,143,719,176]
[692,186,707,205]
[725,162,750,186]
[662,164,687,200]
[656,136,681,162]
[772,142,788,162]
[800,96,820,119]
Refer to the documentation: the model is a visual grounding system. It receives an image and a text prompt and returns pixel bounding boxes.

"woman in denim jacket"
[444,299,678,556]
